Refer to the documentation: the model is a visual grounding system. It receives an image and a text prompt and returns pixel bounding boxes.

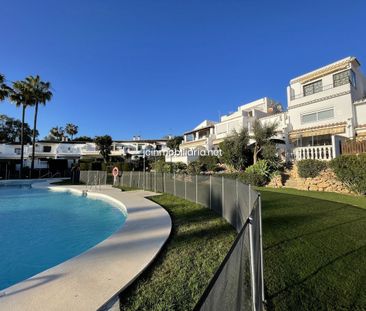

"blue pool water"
[0,183,126,290]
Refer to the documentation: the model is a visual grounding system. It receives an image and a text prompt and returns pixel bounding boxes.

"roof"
[290,56,360,85]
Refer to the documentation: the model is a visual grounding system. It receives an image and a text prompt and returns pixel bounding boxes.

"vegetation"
[166,136,183,150]
[297,159,327,178]
[0,114,38,143]
[72,135,94,142]
[241,159,270,186]
[252,119,278,164]
[24,75,53,174]
[119,194,236,311]
[330,154,366,195]
[0,74,11,102]
[48,126,65,141]
[9,80,35,176]
[260,187,366,310]
[219,128,251,170]
[95,135,113,163]
[65,123,79,140]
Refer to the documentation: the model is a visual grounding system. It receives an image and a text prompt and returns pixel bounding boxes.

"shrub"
[239,160,270,186]
[297,159,327,178]
[198,155,219,172]
[187,161,201,175]
[330,155,366,194]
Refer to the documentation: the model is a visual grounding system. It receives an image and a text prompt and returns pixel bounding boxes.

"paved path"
[0,185,171,311]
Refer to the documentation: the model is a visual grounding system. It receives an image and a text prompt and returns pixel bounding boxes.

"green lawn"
[260,188,366,310]
[119,194,236,311]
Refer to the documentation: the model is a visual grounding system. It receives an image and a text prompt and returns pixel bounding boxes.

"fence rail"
[115,171,264,311]
[79,170,107,191]
[341,140,366,155]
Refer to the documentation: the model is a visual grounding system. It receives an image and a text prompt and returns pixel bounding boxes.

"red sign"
[112,167,119,177]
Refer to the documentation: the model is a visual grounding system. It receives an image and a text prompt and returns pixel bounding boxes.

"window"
[186,134,194,141]
[301,108,334,124]
[303,80,322,96]
[301,112,317,123]
[43,146,51,152]
[318,109,334,120]
[333,70,356,88]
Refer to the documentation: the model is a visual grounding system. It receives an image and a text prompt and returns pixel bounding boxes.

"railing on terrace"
[341,140,366,155]
[294,145,334,161]
[290,80,351,100]
[112,171,265,311]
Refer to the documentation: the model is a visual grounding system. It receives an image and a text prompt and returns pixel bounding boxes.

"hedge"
[297,159,327,178]
[330,154,366,195]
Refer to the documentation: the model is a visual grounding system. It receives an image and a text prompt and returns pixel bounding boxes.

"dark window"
[43,146,51,152]
[303,80,323,96]
[333,70,356,88]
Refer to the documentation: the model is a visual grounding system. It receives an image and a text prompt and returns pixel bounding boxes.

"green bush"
[198,155,219,172]
[239,160,270,186]
[297,159,327,178]
[187,161,201,175]
[330,155,366,194]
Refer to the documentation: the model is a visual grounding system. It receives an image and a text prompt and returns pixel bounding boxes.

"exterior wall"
[355,102,366,126]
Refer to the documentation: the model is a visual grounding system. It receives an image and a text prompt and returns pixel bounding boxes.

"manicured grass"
[119,194,236,311]
[260,188,366,310]
[262,187,366,209]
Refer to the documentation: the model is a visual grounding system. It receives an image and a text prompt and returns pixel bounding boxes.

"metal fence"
[79,170,107,191]
[117,171,265,311]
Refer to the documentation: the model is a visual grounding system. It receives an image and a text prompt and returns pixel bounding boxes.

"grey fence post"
[236,178,239,231]
[248,216,257,311]
[209,175,212,209]
[249,184,252,216]
[138,171,141,189]
[195,175,198,204]
[258,194,265,304]
[184,176,187,200]
[130,171,132,188]
[163,173,166,193]
[154,172,157,192]
[174,172,176,196]
[222,176,225,215]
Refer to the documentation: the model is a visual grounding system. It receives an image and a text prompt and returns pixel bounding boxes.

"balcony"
[290,81,352,101]
[293,145,334,161]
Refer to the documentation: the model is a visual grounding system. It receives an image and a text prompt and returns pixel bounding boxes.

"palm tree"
[65,123,78,140]
[9,81,35,177]
[0,74,11,102]
[25,76,53,174]
[50,126,64,141]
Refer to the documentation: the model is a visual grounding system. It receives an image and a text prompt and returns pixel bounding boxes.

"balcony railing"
[290,80,351,100]
[294,145,334,161]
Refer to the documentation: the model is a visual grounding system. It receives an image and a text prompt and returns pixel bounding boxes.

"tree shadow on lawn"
[261,190,366,310]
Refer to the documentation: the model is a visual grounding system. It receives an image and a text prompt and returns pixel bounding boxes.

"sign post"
[112,167,119,186]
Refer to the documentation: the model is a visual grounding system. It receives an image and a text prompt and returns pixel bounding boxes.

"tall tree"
[167,136,183,150]
[25,75,53,174]
[65,123,79,140]
[219,128,250,171]
[9,81,35,177]
[95,135,113,163]
[252,120,278,164]
[0,114,38,143]
[0,74,11,102]
[49,126,64,141]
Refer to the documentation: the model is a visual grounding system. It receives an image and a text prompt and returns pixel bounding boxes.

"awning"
[289,123,346,140]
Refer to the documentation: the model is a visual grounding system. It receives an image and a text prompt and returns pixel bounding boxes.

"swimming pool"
[0,183,126,290]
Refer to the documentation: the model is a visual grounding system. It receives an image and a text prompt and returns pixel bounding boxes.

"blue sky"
[1,0,366,140]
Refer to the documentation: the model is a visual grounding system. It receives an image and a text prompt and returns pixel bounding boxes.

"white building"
[167,97,286,164]
[0,137,169,177]
[287,56,366,161]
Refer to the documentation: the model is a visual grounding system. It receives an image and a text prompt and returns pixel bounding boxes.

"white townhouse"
[0,137,169,177]
[168,97,287,164]
[287,56,366,161]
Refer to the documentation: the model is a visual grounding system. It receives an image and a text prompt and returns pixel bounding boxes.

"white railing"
[294,145,334,161]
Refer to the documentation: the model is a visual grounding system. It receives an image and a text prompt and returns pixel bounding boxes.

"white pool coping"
[0,183,172,311]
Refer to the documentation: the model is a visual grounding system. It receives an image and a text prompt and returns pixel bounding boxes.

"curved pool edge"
[0,184,172,311]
